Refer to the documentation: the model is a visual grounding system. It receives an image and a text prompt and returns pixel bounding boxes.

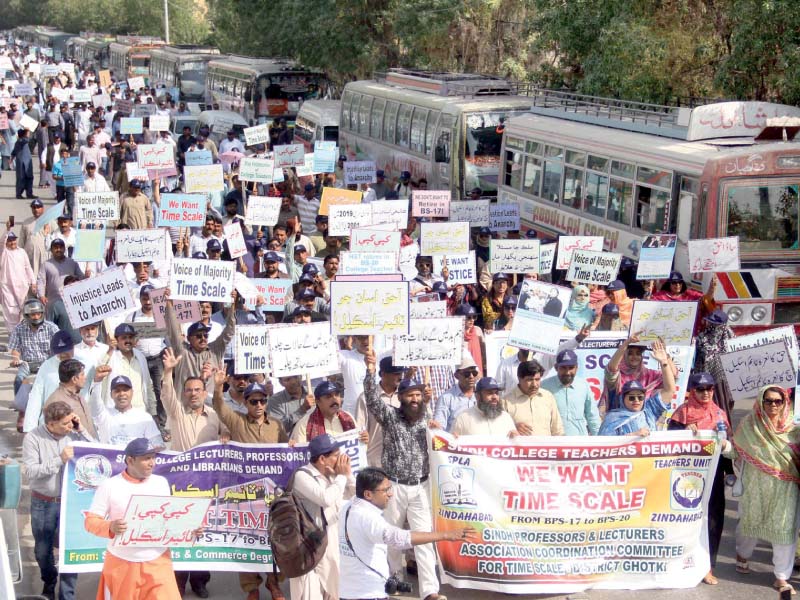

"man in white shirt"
[89,372,164,448]
[78,162,111,192]
[338,467,473,600]
[74,322,110,370]
[452,377,517,437]
[218,130,244,155]
[74,104,92,145]
[338,335,372,416]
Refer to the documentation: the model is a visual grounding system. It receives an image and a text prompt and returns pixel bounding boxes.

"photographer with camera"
[339,467,475,600]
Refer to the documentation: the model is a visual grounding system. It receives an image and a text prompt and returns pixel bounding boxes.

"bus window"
[505,149,523,189]
[635,186,670,233]
[358,96,372,136]
[434,122,451,163]
[397,105,412,148]
[563,166,583,210]
[323,126,338,142]
[349,94,361,131]
[566,150,585,168]
[370,98,385,138]
[523,156,541,196]
[384,101,399,144]
[542,146,563,203]
[425,112,438,155]
[587,155,608,172]
[726,183,800,250]
[637,165,672,189]
[611,160,635,180]
[411,108,428,153]
[608,179,633,225]
[341,91,353,131]
[585,172,609,218]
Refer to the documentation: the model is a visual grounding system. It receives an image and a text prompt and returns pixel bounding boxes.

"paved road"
[0,163,792,599]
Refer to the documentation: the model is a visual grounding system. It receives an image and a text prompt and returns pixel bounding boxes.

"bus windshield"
[464,110,528,194]
[726,182,800,251]
[181,68,206,84]
[131,56,150,68]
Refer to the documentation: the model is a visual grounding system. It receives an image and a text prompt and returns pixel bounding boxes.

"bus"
[66,34,114,69]
[497,90,800,331]
[293,99,340,151]
[148,45,220,102]
[338,69,537,199]
[205,55,328,126]
[14,26,72,59]
[109,36,164,80]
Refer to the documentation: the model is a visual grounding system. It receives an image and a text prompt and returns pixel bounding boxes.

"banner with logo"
[59,435,366,573]
[429,431,719,593]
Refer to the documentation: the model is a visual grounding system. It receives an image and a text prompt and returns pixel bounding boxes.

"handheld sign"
[420,222,470,255]
[63,267,137,328]
[148,115,169,132]
[720,340,795,402]
[628,300,698,346]
[267,322,340,378]
[184,150,212,166]
[328,204,373,237]
[688,237,740,272]
[238,157,275,183]
[489,203,520,232]
[350,228,401,253]
[508,280,572,355]
[245,196,281,227]
[243,124,270,146]
[273,144,305,168]
[137,144,175,170]
[312,141,337,173]
[251,278,293,312]
[449,200,490,226]
[329,280,410,335]
[490,239,540,274]
[170,258,235,302]
[157,194,205,228]
[72,226,106,262]
[62,158,84,187]
[344,161,377,185]
[637,234,677,280]
[556,236,604,270]
[223,222,247,259]
[235,325,271,374]
[412,191,450,218]
[370,199,408,230]
[566,249,622,285]
[116,229,171,263]
[73,192,119,222]
[183,165,224,193]
[394,317,464,366]
[339,252,398,276]
[319,187,362,216]
[149,287,200,328]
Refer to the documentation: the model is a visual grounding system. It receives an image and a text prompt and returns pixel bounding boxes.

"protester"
[491,295,517,330]
[595,303,627,331]
[18,198,51,275]
[37,238,84,306]
[290,381,365,444]
[355,356,403,467]
[694,308,736,418]
[564,285,595,331]
[452,377,517,437]
[605,332,675,412]
[12,127,36,199]
[267,374,315,435]
[89,371,164,448]
[456,304,485,374]
[433,353,479,432]
[9,298,60,397]
[480,273,509,327]
[604,279,634,326]
[0,228,35,328]
[119,179,153,229]
[503,359,564,436]
[101,323,156,416]
[540,349,601,435]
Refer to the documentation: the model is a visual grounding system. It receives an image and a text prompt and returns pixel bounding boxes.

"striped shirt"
[294,194,321,235]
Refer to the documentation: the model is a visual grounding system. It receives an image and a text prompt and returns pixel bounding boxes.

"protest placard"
[13,82,34,96]
[409,300,447,319]
[432,251,477,285]
[344,160,377,185]
[73,192,119,221]
[267,322,340,377]
[183,164,224,193]
[113,495,210,548]
[371,199,408,230]
[18,113,38,132]
[629,300,698,346]
[637,234,677,280]
[449,200,490,226]
[148,287,200,328]
[720,340,795,402]
[313,141,337,173]
[116,229,171,263]
[556,235,605,270]
[319,187,362,216]
[63,267,136,328]
[137,144,175,170]
[98,69,112,88]
[490,239,540,274]
[133,103,157,118]
[330,280,410,335]
[420,221,470,255]
[238,157,274,183]
[243,124,270,146]
[273,143,305,167]
[42,65,60,78]
[509,280,572,354]
[412,190,450,218]
[114,98,133,116]
[245,196,281,227]
[329,203,373,236]
[34,201,65,233]
[92,93,110,109]
[62,157,84,187]
[251,278,293,312]
[72,226,106,262]
[148,114,169,132]
[725,325,798,371]
[170,258,235,302]
[234,272,263,310]
[157,193,205,228]
[688,236,740,272]
[127,76,145,90]
[489,203,520,232]
[394,317,464,366]
[185,150,212,166]
[339,252,397,276]
[234,324,271,374]
[566,249,622,285]
[71,89,92,104]
[126,162,149,182]
[224,222,247,259]
[350,227,401,253]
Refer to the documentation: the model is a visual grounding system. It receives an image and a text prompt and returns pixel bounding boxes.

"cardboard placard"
[63,267,137,328]
[344,160,377,185]
[73,192,119,222]
[245,196,281,227]
[169,258,235,302]
[412,190,450,218]
[329,280,410,335]
[490,239,540,274]
[688,237,740,273]
[420,221,470,255]
[566,249,622,286]
[115,229,171,263]
[556,236,604,271]
[157,194,206,228]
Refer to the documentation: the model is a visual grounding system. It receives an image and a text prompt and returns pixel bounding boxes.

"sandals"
[775,581,797,595]
[735,558,750,574]
[702,572,719,585]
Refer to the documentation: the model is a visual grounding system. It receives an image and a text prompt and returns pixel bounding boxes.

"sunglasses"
[763,398,785,406]
[459,369,479,377]
[248,398,268,406]
[625,394,645,402]
[694,386,713,392]
[192,333,209,339]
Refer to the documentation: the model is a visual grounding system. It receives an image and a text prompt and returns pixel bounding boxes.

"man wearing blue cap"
[256,250,289,280]
[295,181,321,235]
[289,433,355,600]
[290,380,365,445]
[355,356,404,467]
[102,322,157,417]
[85,437,187,600]
[37,237,84,306]
[452,377,516,437]
[370,169,390,199]
[19,197,51,274]
[541,349,601,436]
[396,170,412,199]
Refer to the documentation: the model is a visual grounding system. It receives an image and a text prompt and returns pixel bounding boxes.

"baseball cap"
[478,227,492,236]
[30,198,44,208]
[524,229,537,239]
[114,323,136,337]
[50,238,66,247]
[432,281,448,295]
[302,263,319,276]
[291,306,312,317]
[264,251,282,263]
[294,244,307,254]
[296,288,316,300]
[397,379,425,395]
[602,303,620,316]
[308,433,343,459]
[492,273,509,283]
[314,381,340,399]
[187,322,211,337]
[476,377,502,392]
[244,382,268,398]
[376,169,385,178]
[6,232,17,241]
[667,270,685,283]
[298,273,315,284]
[191,251,208,259]
[607,280,625,291]
[379,356,404,374]
[50,330,74,355]
[139,284,154,297]
[124,437,158,457]
[111,375,133,390]
[621,380,646,396]
[555,349,578,367]
[206,239,222,252]
[304,182,315,192]
[688,372,715,390]
[455,304,477,317]
[86,162,96,169]
[704,308,729,326]
[503,295,518,308]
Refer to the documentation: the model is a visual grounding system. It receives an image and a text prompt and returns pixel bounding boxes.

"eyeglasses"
[625,395,645,402]
[459,370,479,377]
[193,333,209,339]
[694,386,713,393]
[374,485,393,493]
[248,398,268,406]
[763,398,785,406]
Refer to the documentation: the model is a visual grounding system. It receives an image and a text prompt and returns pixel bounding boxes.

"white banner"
[370,199,408,230]
[184,165,224,193]
[490,240,540,274]
[63,267,136,328]
[234,325,271,374]
[73,192,119,221]
[433,252,477,285]
[637,235,678,280]
[148,115,169,132]
[329,204,374,237]
[688,237,740,273]
[393,317,464,366]
[449,200,489,226]
[330,280,410,335]
[243,124,270,146]
[566,249,622,286]
[629,300,698,346]
[245,196,281,226]
[339,252,397,276]
[556,236,604,270]
[267,322,340,378]
[412,190,450,218]
[725,325,798,371]
[115,229,170,263]
[224,222,247,259]
[420,222,470,255]
[170,258,235,302]
[720,340,795,402]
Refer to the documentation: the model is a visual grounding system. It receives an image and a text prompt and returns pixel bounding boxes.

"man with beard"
[102,323,156,418]
[433,354,479,432]
[289,381,367,445]
[541,349,600,436]
[256,251,289,279]
[452,376,516,437]
[362,351,447,600]
[355,356,403,467]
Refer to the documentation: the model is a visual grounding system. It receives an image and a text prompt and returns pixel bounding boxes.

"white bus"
[293,99,340,151]
[498,90,800,330]
[206,55,327,126]
[66,35,114,69]
[148,45,220,102]
[338,69,536,199]
[109,36,164,80]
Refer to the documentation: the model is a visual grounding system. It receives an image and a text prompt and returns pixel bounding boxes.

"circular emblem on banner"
[73,454,113,490]
[671,470,705,510]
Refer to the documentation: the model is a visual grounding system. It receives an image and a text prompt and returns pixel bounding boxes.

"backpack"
[267,467,328,577]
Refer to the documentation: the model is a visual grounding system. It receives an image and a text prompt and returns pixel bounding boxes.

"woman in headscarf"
[732,386,800,595]
[604,280,634,326]
[694,309,736,421]
[456,303,485,375]
[0,228,35,329]
[564,285,595,331]
[480,273,509,329]
[668,372,733,586]
[598,339,674,436]
[646,270,717,325]
[604,333,676,411]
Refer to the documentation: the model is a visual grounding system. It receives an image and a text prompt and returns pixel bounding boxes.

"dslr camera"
[385,575,413,595]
